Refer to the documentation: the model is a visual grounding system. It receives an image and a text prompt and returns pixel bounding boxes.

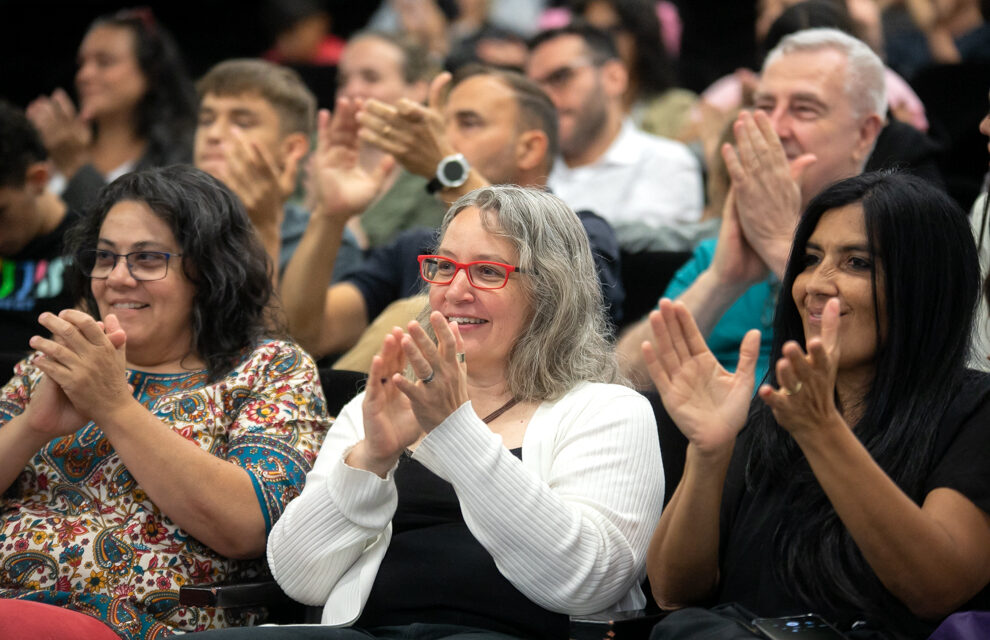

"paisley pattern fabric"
[0,340,330,639]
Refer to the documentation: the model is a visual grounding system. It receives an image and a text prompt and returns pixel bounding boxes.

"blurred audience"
[26,8,196,212]
[527,24,703,235]
[262,0,345,65]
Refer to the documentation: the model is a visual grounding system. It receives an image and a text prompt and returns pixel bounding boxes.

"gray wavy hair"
[421,185,622,401]
[764,27,886,120]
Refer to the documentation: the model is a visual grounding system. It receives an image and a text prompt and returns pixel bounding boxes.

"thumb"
[103,314,127,349]
[427,71,452,112]
[735,329,762,381]
[789,153,817,183]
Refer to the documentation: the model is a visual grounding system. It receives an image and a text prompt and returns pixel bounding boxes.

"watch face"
[441,160,466,182]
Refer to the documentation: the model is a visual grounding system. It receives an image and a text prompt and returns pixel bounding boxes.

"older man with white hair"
[617,28,886,387]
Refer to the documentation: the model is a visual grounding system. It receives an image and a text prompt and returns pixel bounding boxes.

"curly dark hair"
[0,100,47,187]
[86,7,197,166]
[66,165,278,381]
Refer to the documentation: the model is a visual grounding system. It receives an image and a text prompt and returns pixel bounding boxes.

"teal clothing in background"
[662,238,778,385]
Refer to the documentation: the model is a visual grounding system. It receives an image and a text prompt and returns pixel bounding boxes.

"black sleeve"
[576,210,625,327]
[344,229,436,321]
[61,165,108,213]
[926,371,990,514]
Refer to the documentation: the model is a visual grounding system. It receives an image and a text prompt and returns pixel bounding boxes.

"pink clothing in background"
[538,2,682,57]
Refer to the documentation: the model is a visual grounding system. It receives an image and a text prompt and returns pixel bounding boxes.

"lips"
[446,315,488,325]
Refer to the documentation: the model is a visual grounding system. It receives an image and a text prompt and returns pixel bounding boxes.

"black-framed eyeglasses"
[417,255,524,290]
[78,249,182,282]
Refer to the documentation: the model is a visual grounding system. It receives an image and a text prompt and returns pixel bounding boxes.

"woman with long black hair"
[645,171,990,638]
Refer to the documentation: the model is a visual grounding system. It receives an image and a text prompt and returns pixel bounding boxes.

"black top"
[356,448,568,639]
[716,371,990,639]
[344,209,626,328]
[0,209,81,365]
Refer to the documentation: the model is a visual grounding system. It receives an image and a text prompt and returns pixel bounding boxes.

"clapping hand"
[26,89,92,177]
[758,297,844,435]
[642,299,761,457]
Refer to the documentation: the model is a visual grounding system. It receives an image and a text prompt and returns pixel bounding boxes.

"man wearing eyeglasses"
[525,23,703,235]
[0,102,78,362]
[280,67,622,362]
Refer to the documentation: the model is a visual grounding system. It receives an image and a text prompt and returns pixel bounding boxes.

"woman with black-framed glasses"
[0,166,330,638]
[192,185,664,640]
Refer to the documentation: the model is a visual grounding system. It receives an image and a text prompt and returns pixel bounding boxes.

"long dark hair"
[86,7,197,166]
[571,0,676,97]
[747,172,979,619]
[66,165,277,381]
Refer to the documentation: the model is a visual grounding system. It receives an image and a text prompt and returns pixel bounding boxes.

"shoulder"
[233,340,320,380]
[546,382,654,424]
[626,125,698,168]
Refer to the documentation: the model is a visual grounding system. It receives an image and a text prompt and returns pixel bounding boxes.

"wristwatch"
[426,153,470,194]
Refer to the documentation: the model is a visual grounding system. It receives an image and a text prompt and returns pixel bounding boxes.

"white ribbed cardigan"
[266,381,665,626]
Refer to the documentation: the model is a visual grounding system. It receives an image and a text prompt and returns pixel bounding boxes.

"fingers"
[735,329,762,379]
[820,297,841,355]
[102,314,127,349]
[661,299,693,364]
[51,88,79,121]
[648,302,683,373]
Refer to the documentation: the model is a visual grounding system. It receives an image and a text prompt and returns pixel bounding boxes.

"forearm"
[795,420,990,618]
[616,319,659,390]
[98,398,267,558]
[677,269,752,337]
[414,396,664,614]
[0,416,51,494]
[647,444,733,609]
[268,398,397,605]
[281,212,348,354]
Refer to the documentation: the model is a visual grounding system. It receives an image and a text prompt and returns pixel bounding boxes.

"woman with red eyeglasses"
[192,185,664,640]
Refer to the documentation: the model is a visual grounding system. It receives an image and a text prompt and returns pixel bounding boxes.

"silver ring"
[456,352,466,363]
[784,381,803,396]
[421,370,435,384]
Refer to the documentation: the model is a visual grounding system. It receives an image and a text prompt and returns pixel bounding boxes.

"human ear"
[600,59,628,99]
[280,132,310,165]
[24,161,51,195]
[515,130,549,172]
[852,113,884,164]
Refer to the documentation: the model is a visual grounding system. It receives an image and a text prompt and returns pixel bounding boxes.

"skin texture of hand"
[26,88,92,177]
[393,311,470,432]
[217,128,301,231]
[758,297,845,435]
[709,188,769,288]
[643,299,761,457]
[722,110,816,278]
[29,310,132,427]
[307,99,394,220]
[357,72,454,179]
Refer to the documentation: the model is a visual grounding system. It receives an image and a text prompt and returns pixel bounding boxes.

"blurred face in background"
[76,25,147,120]
[337,35,427,105]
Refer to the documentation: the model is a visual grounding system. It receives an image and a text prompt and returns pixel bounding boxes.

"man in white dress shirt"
[526,23,703,232]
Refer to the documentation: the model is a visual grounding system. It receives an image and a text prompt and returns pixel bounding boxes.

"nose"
[804,260,839,298]
[76,60,95,85]
[765,105,792,141]
[980,113,990,138]
[105,256,137,286]
[443,267,476,303]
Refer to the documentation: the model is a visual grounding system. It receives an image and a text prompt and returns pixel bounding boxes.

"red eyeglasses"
[417,255,524,290]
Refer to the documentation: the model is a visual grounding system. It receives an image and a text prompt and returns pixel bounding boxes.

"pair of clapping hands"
[23,310,130,443]
[642,298,843,456]
[349,311,469,477]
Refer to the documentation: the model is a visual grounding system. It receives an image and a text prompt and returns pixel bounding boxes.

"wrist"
[346,440,401,479]
[699,267,753,300]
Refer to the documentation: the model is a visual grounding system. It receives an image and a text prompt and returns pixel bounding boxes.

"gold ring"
[456,352,466,363]
[784,381,803,396]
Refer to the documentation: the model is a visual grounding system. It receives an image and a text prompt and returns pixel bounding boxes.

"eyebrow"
[97,239,174,251]
[435,248,511,263]
[806,241,870,253]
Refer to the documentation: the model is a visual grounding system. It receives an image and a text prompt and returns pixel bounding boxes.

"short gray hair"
[425,185,622,401]
[763,28,886,120]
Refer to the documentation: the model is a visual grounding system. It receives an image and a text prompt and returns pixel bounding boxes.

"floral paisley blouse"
[0,340,331,639]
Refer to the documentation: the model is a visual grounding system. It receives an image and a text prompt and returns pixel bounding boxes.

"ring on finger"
[456,352,466,363]
[784,381,803,396]
[421,370,435,384]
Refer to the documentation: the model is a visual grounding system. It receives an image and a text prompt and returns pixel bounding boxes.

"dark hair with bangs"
[66,165,277,381]
[745,171,979,625]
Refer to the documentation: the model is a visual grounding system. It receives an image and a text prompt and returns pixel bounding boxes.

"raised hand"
[722,110,816,277]
[758,297,844,434]
[25,89,92,177]
[353,327,421,476]
[642,299,761,456]
[710,188,769,288]
[393,311,470,431]
[307,99,394,219]
[356,72,454,179]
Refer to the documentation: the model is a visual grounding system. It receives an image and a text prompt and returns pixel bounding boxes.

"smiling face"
[428,206,531,380]
[194,92,286,178]
[91,200,199,371]
[337,36,426,105]
[792,203,883,382]
[76,25,148,120]
[755,49,875,202]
